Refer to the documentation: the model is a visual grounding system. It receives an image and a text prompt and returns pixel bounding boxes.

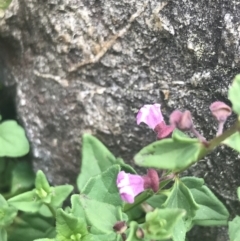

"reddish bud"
[143,169,159,193]
[169,110,182,126]
[113,221,127,234]
[209,101,232,122]
[170,110,193,131]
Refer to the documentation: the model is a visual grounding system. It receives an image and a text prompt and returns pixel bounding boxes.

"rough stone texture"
[0,0,240,240]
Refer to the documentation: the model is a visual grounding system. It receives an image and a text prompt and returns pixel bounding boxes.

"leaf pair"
[8,171,73,216]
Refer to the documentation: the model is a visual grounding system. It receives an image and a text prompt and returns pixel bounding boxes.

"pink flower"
[136,104,164,129]
[116,171,144,203]
[209,101,232,122]
[137,104,175,139]
[209,101,232,136]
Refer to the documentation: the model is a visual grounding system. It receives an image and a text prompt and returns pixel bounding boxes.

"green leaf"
[34,239,55,241]
[228,216,240,241]
[56,209,88,241]
[79,195,127,234]
[9,160,35,196]
[0,121,30,157]
[71,195,86,222]
[35,171,51,201]
[162,179,199,240]
[0,158,13,191]
[0,228,7,241]
[0,194,17,227]
[146,193,168,209]
[172,219,186,241]
[92,233,117,241]
[237,187,240,201]
[0,0,12,10]
[115,158,136,174]
[143,208,186,240]
[134,131,203,172]
[0,159,35,199]
[51,185,73,207]
[181,177,229,226]
[223,132,240,153]
[82,165,122,206]
[8,190,42,213]
[77,134,117,191]
[172,129,196,143]
[7,213,55,241]
[228,74,240,115]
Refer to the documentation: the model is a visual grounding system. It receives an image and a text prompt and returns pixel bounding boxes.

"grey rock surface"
[0,0,240,240]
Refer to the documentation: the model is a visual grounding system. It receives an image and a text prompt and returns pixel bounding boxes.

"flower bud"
[169,110,182,126]
[170,110,193,131]
[209,101,232,122]
[136,228,144,239]
[143,169,159,193]
[113,221,127,234]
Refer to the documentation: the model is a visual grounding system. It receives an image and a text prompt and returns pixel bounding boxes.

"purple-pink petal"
[136,104,164,129]
[116,171,144,204]
[154,122,175,139]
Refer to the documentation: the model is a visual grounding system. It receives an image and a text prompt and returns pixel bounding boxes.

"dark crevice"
[0,41,18,121]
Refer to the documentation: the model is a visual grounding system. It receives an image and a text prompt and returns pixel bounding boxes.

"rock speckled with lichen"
[0,0,240,240]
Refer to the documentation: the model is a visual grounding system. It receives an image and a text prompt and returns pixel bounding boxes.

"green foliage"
[0,121,30,157]
[125,221,142,241]
[7,213,55,241]
[77,134,135,191]
[4,74,240,241]
[228,216,240,241]
[8,171,73,214]
[81,165,122,206]
[223,132,240,153]
[143,208,186,240]
[134,130,204,172]
[0,0,12,10]
[0,195,16,241]
[162,178,199,241]
[182,177,229,227]
[0,228,7,241]
[79,195,125,235]
[55,209,89,241]
[228,74,240,115]
[0,194,17,227]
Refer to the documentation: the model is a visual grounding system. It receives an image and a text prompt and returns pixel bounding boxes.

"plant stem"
[205,118,240,151]
[179,118,240,174]
[216,121,225,136]
[123,190,153,213]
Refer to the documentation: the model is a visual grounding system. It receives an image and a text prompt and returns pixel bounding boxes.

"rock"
[0,0,240,240]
